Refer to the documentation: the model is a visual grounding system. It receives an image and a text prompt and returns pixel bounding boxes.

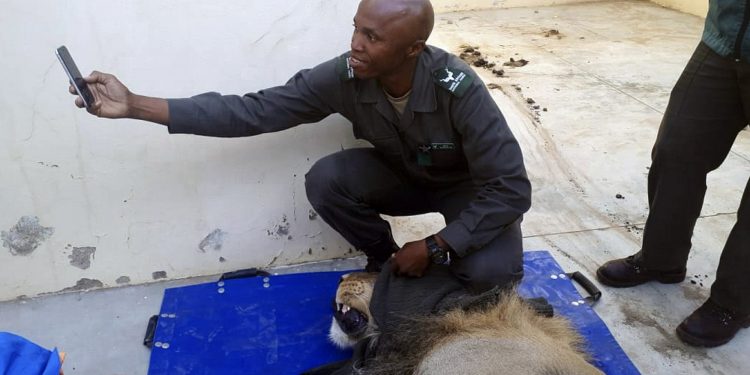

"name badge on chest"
[417,143,456,166]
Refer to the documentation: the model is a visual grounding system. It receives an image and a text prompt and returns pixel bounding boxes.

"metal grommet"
[154,342,163,348]
[263,277,270,283]
[160,313,169,318]
[162,343,170,349]
[263,283,270,288]
[218,288,225,294]
[168,313,176,318]
[550,274,558,279]
[217,281,225,287]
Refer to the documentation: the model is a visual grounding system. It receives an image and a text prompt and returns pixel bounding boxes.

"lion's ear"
[339,273,352,284]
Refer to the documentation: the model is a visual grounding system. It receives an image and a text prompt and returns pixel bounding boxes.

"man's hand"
[69,71,169,125]
[391,239,431,277]
[70,71,132,118]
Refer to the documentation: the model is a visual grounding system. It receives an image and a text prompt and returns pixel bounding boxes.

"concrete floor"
[2,1,749,374]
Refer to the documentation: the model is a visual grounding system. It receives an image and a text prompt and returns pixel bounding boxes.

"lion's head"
[328,272,378,348]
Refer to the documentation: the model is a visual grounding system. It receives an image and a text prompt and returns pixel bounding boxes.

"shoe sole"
[676,326,733,348]
[596,268,685,288]
[676,320,750,348]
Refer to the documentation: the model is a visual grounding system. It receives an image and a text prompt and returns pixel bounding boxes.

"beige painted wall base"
[433,0,604,13]
[650,0,708,17]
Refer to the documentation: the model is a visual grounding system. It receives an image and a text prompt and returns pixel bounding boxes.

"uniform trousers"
[636,42,750,314]
[305,148,523,292]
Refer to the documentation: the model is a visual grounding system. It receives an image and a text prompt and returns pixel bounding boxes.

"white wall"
[0,0,366,301]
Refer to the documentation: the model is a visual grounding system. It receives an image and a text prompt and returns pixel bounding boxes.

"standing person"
[68,0,531,294]
[597,0,750,347]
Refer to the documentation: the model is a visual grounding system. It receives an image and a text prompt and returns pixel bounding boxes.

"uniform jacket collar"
[356,47,438,113]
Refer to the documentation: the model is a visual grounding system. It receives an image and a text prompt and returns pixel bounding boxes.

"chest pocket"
[352,121,403,164]
[418,142,464,169]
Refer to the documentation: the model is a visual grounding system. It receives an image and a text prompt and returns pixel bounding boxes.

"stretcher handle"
[219,267,270,281]
[143,315,159,348]
[567,271,602,304]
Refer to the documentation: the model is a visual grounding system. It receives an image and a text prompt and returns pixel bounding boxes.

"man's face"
[349,1,416,80]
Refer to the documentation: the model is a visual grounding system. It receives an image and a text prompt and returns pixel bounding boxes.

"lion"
[327,271,603,375]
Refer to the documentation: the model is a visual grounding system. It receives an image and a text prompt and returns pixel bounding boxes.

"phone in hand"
[56,45,95,108]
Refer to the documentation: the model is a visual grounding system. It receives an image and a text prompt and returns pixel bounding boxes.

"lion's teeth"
[342,305,350,313]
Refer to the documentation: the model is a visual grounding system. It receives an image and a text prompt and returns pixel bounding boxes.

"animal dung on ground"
[504,57,529,68]
[543,29,563,39]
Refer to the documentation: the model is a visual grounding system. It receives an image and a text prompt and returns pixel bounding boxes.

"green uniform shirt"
[167,46,531,256]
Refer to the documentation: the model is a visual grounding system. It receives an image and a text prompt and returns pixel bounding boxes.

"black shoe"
[676,299,750,347]
[596,255,685,287]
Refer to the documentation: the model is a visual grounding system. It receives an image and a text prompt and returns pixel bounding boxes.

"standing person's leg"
[677,177,750,347]
[711,176,750,314]
[305,148,431,269]
[641,42,748,269]
[598,42,748,286]
[708,62,750,315]
[432,182,524,293]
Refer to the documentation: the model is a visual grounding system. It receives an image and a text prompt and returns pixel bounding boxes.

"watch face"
[431,249,448,264]
[426,236,448,264]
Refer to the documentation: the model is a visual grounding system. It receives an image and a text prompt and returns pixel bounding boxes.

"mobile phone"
[56,45,95,108]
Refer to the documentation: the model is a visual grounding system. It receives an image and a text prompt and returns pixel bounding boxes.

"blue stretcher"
[147,250,640,374]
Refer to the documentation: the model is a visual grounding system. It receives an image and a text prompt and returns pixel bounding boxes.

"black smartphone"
[56,45,95,108]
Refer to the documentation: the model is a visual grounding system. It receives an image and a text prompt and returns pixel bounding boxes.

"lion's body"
[330,272,603,375]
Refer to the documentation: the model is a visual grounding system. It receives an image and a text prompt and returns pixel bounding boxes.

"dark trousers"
[637,42,750,313]
[305,148,523,292]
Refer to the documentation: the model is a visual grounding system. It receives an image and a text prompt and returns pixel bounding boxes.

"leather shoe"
[677,299,750,347]
[596,255,685,287]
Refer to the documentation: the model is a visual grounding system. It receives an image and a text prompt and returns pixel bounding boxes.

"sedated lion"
[328,272,604,375]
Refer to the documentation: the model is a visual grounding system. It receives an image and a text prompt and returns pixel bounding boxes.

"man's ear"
[407,40,426,58]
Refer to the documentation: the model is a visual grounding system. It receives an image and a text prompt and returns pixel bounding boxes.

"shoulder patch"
[336,54,356,82]
[432,67,474,97]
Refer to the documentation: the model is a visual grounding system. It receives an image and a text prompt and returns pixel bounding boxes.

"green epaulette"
[432,66,474,97]
[336,54,356,82]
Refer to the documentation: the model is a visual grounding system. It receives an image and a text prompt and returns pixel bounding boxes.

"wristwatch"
[425,235,449,264]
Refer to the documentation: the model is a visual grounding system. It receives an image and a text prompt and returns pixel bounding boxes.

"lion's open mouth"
[333,302,369,337]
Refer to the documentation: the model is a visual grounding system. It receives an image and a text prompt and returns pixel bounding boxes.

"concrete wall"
[0,0,366,301]
[650,0,708,17]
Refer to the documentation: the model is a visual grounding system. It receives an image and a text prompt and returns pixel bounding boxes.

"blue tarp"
[148,250,640,374]
[0,332,61,375]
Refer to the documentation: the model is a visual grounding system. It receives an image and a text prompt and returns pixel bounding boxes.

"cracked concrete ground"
[0,1,748,374]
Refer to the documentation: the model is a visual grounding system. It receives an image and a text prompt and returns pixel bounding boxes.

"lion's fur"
[331,272,603,375]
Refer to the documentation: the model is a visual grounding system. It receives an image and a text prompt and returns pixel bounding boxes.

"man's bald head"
[349,0,434,88]
[359,0,434,45]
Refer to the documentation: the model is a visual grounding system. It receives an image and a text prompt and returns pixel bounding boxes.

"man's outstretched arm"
[70,71,170,126]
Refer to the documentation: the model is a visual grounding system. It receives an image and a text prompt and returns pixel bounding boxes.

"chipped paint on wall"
[152,271,167,280]
[115,276,131,284]
[1,216,55,255]
[68,246,97,270]
[267,215,290,239]
[60,278,104,292]
[199,229,227,252]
